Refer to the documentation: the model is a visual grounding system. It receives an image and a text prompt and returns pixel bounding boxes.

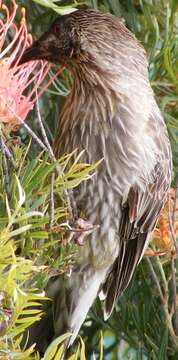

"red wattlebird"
[19,9,172,353]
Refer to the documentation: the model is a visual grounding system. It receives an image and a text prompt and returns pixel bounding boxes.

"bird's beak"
[18,41,40,65]
[18,32,55,66]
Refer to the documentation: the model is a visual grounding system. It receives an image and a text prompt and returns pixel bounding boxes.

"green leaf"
[44,333,71,360]
[32,0,78,15]
[79,336,86,360]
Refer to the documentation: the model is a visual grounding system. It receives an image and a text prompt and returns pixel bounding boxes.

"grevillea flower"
[0,0,61,130]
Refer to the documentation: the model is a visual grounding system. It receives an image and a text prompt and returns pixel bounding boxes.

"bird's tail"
[52,267,107,347]
[25,267,107,354]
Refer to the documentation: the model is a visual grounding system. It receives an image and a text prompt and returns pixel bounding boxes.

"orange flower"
[0,0,60,130]
[145,189,178,257]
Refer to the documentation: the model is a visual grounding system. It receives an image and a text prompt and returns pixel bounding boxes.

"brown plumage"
[19,9,172,353]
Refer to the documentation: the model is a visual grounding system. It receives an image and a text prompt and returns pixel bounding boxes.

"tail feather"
[67,269,107,346]
[103,233,148,320]
[51,268,107,347]
[25,267,107,354]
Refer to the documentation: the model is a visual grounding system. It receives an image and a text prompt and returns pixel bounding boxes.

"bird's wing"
[103,159,171,319]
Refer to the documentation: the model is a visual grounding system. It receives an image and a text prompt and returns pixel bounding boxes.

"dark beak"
[16,31,56,66]
[9,40,44,68]
[18,41,40,65]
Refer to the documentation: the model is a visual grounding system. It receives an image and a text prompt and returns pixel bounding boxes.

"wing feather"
[104,158,171,319]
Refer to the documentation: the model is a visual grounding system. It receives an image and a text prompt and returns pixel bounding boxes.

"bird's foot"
[72,218,99,246]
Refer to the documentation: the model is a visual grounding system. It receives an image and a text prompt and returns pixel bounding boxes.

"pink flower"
[0,0,61,130]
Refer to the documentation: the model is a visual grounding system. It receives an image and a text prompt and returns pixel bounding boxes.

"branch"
[171,257,178,335]
[145,257,178,348]
[2,140,17,169]
[0,129,10,199]
[6,102,48,152]
[35,91,77,221]
[169,177,178,335]
[50,172,55,229]
[168,183,178,256]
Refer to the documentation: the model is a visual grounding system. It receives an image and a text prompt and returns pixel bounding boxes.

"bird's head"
[19,11,83,67]
[19,9,147,93]
[19,9,146,79]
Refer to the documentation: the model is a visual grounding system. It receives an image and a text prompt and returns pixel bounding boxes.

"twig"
[48,224,99,233]
[0,130,10,199]
[145,257,164,302]
[43,119,54,143]
[67,225,100,233]
[6,103,48,152]
[2,140,17,169]
[145,257,178,348]
[35,92,56,163]
[169,177,178,335]
[7,94,77,221]
[50,172,55,229]
[168,187,178,257]
[35,91,77,221]
[172,176,178,225]
[23,122,48,152]
[171,257,178,335]
[156,256,168,297]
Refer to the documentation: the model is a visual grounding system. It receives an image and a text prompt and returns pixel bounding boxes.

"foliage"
[0,138,99,359]
[0,0,178,359]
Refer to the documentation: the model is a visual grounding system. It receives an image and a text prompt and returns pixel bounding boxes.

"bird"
[19,8,172,354]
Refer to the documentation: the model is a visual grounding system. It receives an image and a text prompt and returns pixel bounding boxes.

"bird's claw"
[73,218,99,246]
